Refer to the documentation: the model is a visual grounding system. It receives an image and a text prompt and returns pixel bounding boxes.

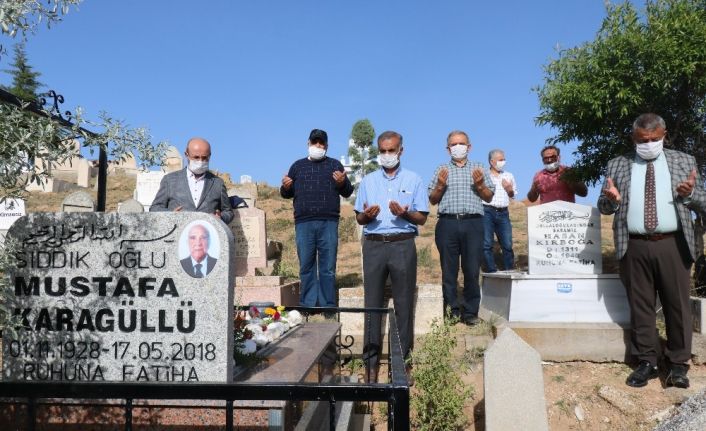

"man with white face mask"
[281,129,353,309]
[428,130,494,326]
[599,113,706,390]
[527,145,587,203]
[483,149,517,272]
[150,137,233,224]
[354,130,429,383]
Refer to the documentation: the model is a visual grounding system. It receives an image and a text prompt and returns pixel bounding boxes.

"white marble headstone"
[527,201,602,275]
[134,171,167,211]
[3,212,234,383]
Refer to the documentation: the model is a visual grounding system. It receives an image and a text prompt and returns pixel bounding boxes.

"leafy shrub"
[411,316,473,431]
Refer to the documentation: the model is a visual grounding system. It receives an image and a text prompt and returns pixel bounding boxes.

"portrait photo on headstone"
[178,220,222,278]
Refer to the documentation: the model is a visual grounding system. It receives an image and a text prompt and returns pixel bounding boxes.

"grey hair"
[377,131,403,147]
[488,149,504,162]
[446,130,470,145]
[632,113,666,131]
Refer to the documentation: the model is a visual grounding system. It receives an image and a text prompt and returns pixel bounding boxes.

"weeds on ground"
[338,216,358,243]
[410,316,473,431]
[418,245,433,269]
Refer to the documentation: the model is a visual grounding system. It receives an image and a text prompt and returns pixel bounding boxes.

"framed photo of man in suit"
[178,221,221,278]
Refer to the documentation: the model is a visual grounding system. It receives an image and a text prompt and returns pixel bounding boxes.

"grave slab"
[481,272,629,323]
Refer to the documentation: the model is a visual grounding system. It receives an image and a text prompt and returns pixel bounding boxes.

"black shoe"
[365,365,379,384]
[626,360,658,387]
[462,316,480,326]
[666,364,690,389]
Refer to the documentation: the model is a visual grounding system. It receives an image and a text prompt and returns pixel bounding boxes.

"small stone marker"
[117,198,145,213]
[229,208,266,276]
[527,200,602,274]
[134,171,166,211]
[3,212,234,383]
[484,328,549,431]
[163,146,183,173]
[61,191,95,212]
[76,159,92,188]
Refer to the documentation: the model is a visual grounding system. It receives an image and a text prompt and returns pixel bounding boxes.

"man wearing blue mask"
[428,130,494,325]
[150,137,233,224]
[281,129,353,309]
[599,113,706,389]
[355,130,429,383]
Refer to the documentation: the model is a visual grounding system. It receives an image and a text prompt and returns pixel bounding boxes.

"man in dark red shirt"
[527,145,587,203]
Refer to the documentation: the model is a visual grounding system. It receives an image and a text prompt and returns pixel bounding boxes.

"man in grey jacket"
[150,137,233,224]
[599,113,706,389]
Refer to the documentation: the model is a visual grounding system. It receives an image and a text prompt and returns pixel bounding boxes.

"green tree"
[0,0,167,331]
[2,42,43,101]
[535,0,706,185]
[348,118,378,180]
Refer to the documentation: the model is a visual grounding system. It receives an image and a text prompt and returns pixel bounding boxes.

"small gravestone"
[117,198,145,213]
[0,198,26,244]
[3,212,234,383]
[527,200,601,274]
[61,191,95,212]
[163,146,183,173]
[134,171,167,211]
[76,159,92,188]
[484,328,549,431]
[229,208,266,276]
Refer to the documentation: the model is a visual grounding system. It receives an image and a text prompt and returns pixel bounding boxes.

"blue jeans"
[295,220,338,307]
[483,206,514,272]
[435,216,484,319]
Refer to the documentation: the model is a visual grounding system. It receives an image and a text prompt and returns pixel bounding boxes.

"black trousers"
[435,216,484,319]
[362,237,416,368]
[619,234,693,366]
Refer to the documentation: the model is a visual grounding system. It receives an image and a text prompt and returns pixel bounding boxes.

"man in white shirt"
[483,149,517,272]
[150,137,233,224]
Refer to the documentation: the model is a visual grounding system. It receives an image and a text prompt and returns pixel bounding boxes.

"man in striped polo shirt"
[428,130,494,325]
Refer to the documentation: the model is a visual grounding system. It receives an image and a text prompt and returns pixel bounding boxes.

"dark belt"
[483,206,508,212]
[629,232,676,241]
[365,232,416,242]
[439,213,482,219]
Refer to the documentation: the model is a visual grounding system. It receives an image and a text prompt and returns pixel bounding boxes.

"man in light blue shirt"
[354,130,429,383]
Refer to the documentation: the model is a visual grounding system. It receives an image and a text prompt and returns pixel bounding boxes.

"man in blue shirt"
[355,130,429,383]
[281,129,354,308]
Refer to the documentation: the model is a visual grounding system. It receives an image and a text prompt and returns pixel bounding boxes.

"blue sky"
[2,0,613,204]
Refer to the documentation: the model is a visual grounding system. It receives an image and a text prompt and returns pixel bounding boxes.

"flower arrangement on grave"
[233,305,303,363]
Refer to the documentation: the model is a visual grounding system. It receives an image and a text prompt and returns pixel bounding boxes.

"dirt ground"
[365,321,706,431]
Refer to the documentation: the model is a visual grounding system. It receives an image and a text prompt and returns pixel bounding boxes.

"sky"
[1,0,614,204]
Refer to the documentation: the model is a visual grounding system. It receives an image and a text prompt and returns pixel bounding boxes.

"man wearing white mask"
[527,145,587,203]
[599,113,706,389]
[483,149,517,272]
[281,129,353,308]
[428,130,494,325]
[150,137,233,224]
[355,130,429,383]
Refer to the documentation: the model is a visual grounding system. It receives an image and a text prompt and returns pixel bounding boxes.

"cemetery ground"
[15,174,706,430]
